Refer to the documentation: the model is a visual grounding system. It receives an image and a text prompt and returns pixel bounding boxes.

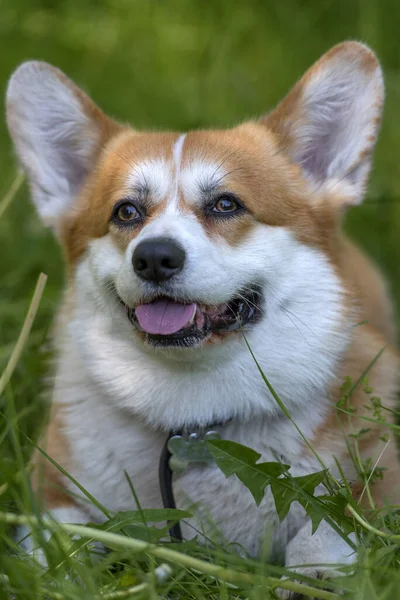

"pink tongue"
[135,300,197,335]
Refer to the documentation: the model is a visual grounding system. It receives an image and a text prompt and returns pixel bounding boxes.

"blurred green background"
[0,0,399,429]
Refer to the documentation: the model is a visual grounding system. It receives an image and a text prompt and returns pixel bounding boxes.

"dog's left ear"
[263,42,383,204]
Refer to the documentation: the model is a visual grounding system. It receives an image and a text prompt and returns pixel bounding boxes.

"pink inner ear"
[135,300,197,335]
[261,42,383,202]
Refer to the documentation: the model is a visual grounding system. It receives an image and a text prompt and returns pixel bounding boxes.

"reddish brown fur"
[32,409,76,509]
[60,131,180,264]
[61,122,338,266]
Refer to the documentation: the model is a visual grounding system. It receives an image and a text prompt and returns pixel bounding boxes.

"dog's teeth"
[187,305,197,326]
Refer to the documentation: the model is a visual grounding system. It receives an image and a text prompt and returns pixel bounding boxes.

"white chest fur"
[54,333,329,557]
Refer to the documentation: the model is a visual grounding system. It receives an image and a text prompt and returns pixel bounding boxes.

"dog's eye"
[113,202,141,223]
[212,196,241,214]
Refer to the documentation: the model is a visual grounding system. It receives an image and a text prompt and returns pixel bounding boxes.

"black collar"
[159,424,226,541]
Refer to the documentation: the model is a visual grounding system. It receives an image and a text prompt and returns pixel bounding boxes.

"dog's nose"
[132,238,186,283]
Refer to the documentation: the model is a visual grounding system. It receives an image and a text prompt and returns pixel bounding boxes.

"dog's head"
[6,43,383,357]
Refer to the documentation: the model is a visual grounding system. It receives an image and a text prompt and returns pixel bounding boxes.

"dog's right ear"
[6,61,120,230]
[262,42,383,206]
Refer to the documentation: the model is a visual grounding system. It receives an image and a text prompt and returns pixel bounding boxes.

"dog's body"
[6,42,400,581]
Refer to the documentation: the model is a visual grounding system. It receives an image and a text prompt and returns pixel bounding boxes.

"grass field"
[1,1,400,598]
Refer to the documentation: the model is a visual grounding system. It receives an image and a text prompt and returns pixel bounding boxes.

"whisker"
[213,166,246,188]
[112,150,139,174]
[281,305,318,339]
[235,293,259,312]
[281,307,311,344]
[209,148,243,182]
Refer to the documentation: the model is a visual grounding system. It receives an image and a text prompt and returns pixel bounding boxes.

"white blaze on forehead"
[181,159,226,206]
[127,159,172,201]
[166,133,187,213]
[125,138,226,212]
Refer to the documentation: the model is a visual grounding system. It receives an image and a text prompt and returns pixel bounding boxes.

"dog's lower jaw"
[69,291,348,432]
[120,284,264,349]
[76,229,354,429]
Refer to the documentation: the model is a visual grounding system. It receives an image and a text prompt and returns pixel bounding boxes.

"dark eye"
[212,195,241,214]
[113,202,141,223]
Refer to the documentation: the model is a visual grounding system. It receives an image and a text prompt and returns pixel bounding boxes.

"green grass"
[1,1,400,598]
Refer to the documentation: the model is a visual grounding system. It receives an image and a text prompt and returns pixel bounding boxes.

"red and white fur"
[6,42,399,588]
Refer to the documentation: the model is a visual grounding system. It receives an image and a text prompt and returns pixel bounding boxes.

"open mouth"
[119,286,263,348]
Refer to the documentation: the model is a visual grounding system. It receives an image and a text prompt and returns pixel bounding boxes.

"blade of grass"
[0,171,24,220]
[102,582,149,599]
[358,439,391,506]
[124,470,147,526]
[35,444,112,519]
[344,347,386,401]
[242,334,333,478]
[0,272,47,394]
[242,334,357,548]
[346,504,399,540]
[0,511,343,600]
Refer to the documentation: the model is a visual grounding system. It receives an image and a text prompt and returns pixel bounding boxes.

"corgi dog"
[6,41,400,586]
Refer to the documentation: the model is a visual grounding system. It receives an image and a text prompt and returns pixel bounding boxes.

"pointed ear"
[262,42,384,204]
[6,61,121,229]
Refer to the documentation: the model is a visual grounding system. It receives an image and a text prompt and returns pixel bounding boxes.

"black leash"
[158,423,227,542]
[159,433,183,541]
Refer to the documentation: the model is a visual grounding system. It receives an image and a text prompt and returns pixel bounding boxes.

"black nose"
[132,238,186,283]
